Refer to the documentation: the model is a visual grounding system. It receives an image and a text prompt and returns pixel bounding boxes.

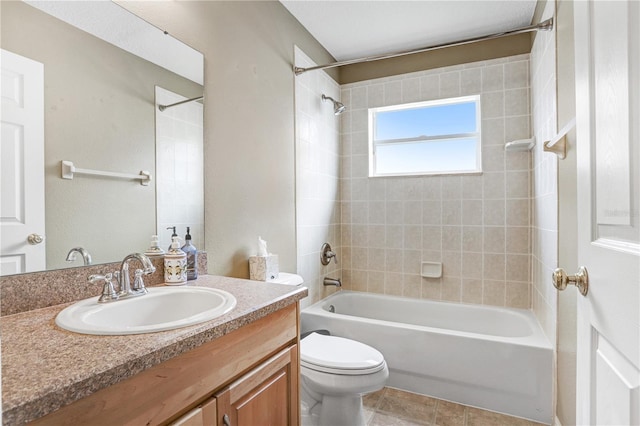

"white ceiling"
[280,1,538,62]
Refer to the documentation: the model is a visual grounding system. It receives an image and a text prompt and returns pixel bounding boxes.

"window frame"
[368,95,482,177]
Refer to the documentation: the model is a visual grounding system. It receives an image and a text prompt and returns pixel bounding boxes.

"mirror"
[0,1,204,276]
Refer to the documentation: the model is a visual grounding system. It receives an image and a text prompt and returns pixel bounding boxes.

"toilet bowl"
[300,332,389,426]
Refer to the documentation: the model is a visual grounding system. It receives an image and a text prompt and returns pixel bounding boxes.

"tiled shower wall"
[530,1,559,343]
[339,55,533,309]
[294,47,342,308]
[155,87,204,250]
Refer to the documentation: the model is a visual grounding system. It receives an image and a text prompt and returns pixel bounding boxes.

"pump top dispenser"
[164,236,187,285]
[144,235,165,257]
[166,226,178,251]
[181,227,198,281]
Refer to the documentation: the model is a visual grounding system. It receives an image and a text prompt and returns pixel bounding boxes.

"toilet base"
[320,395,366,426]
[301,394,367,426]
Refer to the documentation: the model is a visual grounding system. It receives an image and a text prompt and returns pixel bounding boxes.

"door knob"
[27,234,44,245]
[552,266,589,296]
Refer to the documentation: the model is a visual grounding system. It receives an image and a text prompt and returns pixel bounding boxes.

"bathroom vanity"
[0,275,307,425]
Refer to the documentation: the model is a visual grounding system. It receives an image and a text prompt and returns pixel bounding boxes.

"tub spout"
[323,277,341,287]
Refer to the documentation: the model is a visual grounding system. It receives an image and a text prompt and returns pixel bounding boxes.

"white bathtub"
[301,291,553,424]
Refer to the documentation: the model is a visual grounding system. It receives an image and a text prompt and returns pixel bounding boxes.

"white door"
[574,1,640,424]
[0,49,45,275]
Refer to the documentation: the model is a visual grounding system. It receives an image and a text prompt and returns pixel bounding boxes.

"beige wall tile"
[462,279,483,304]
[506,226,530,254]
[483,226,505,254]
[443,200,463,225]
[462,252,483,279]
[442,250,462,277]
[440,71,461,97]
[483,199,505,226]
[462,226,483,252]
[483,280,506,306]
[386,249,404,273]
[462,175,483,199]
[484,253,506,280]
[404,225,423,250]
[442,226,462,251]
[481,91,504,118]
[506,199,530,226]
[482,145,506,172]
[504,60,529,89]
[384,272,404,295]
[482,64,504,91]
[403,250,422,274]
[442,276,462,302]
[483,172,506,199]
[423,201,443,225]
[482,118,506,145]
[421,277,442,300]
[506,281,530,309]
[402,274,422,298]
[422,226,442,251]
[506,254,530,282]
[504,88,529,116]
[462,200,483,226]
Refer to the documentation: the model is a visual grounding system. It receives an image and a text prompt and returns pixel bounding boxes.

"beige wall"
[339,33,532,84]
[121,1,336,278]
[1,1,202,270]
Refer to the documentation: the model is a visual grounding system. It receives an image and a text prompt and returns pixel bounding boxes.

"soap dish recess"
[421,261,442,278]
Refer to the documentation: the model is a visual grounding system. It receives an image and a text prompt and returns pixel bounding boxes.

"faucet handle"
[89,273,119,303]
[132,269,149,294]
[321,243,339,265]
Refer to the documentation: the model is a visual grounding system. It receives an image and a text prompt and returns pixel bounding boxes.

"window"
[368,95,481,176]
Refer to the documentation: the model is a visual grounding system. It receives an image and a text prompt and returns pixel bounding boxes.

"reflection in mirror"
[0,1,204,276]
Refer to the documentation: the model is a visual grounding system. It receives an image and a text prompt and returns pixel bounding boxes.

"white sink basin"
[55,286,237,335]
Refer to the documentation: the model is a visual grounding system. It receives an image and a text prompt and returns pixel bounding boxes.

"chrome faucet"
[88,253,156,303]
[118,253,156,297]
[323,277,342,287]
[66,247,92,265]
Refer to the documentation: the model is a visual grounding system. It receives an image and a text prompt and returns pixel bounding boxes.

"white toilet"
[300,332,389,426]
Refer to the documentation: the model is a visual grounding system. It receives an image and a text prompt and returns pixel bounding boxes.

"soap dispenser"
[164,236,187,285]
[144,235,165,257]
[181,227,198,281]
[166,226,178,251]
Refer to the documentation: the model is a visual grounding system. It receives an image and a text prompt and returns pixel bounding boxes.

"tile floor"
[364,388,547,426]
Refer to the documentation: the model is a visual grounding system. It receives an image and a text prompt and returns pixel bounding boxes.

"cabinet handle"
[223,414,231,426]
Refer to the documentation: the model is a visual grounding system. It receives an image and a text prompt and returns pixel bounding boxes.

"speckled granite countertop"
[1,275,307,425]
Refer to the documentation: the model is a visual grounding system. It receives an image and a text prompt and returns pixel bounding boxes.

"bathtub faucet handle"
[320,243,338,265]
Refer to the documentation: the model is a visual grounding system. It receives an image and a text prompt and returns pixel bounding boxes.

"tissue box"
[249,255,279,281]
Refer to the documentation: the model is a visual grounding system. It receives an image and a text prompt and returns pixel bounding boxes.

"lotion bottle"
[164,236,187,285]
[181,227,198,281]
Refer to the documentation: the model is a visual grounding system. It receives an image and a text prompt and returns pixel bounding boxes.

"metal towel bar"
[61,160,151,186]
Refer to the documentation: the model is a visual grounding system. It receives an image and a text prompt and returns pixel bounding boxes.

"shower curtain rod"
[294,18,553,75]
[158,95,204,111]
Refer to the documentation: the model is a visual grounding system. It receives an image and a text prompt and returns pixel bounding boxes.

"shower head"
[322,94,346,115]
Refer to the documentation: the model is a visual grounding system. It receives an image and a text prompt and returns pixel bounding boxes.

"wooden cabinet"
[169,398,217,426]
[30,304,300,426]
[216,345,298,426]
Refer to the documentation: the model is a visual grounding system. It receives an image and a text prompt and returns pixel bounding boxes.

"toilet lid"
[300,333,386,375]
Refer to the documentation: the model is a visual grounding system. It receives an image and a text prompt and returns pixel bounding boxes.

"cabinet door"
[216,345,299,426]
[169,397,217,426]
